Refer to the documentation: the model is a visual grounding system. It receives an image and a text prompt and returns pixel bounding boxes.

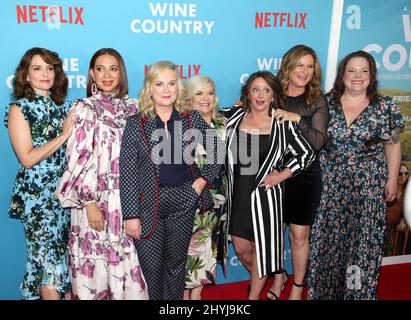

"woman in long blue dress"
[5,48,73,300]
[307,51,404,300]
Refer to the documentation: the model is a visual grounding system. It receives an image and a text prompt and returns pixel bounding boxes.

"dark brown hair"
[87,48,128,98]
[277,44,323,105]
[240,71,285,115]
[329,50,379,106]
[12,47,68,105]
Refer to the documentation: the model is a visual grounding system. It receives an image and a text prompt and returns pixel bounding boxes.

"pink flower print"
[80,260,95,278]
[84,230,97,240]
[108,209,121,236]
[99,202,108,220]
[111,158,120,174]
[107,247,120,266]
[95,243,105,256]
[79,237,93,256]
[72,176,82,188]
[102,101,115,114]
[67,236,74,249]
[98,178,107,193]
[77,148,91,165]
[71,225,81,234]
[75,126,86,144]
[83,119,94,131]
[130,266,146,290]
[68,256,77,279]
[60,181,69,193]
[113,178,119,189]
[94,288,113,300]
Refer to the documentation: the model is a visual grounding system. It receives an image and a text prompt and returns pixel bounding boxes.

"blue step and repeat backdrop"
[0,0,410,299]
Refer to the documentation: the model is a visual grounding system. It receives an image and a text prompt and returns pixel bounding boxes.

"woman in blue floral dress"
[307,51,404,300]
[4,48,74,300]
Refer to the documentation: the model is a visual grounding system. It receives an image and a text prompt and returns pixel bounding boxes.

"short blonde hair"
[139,60,188,118]
[184,75,222,121]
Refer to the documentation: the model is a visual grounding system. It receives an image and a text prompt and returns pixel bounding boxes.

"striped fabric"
[225,106,314,278]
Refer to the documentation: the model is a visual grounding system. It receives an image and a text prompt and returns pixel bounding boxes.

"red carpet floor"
[202,263,411,300]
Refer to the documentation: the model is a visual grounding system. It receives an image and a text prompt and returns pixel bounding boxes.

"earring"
[91,82,98,95]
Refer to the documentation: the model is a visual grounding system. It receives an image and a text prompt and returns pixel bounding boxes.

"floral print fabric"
[185,118,228,289]
[57,92,148,300]
[307,95,404,300]
[4,95,71,300]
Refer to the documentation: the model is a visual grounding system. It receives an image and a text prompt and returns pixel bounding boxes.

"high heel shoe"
[266,270,289,300]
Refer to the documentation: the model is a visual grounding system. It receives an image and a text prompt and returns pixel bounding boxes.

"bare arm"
[8,105,74,169]
[384,138,401,202]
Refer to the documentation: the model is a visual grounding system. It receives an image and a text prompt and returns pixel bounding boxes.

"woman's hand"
[86,203,104,232]
[125,218,141,240]
[385,177,398,202]
[397,218,408,231]
[259,168,292,190]
[274,109,301,124]
[192,177,207,196]
[61,108,76,140]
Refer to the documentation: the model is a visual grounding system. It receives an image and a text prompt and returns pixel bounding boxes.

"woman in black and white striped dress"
[224,71,314,300]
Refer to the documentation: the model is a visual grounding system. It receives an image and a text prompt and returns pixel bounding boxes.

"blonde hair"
[184,75,222,121]
[139,60,188,118]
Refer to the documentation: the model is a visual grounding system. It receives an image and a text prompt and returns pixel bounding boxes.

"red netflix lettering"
[15,5,85,25]
[144,65,202,78]
[254,12,307,29]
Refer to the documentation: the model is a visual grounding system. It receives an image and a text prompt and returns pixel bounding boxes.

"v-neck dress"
[307,94,404,300]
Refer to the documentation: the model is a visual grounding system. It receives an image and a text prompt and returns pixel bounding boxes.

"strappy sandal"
[266,270,289,300]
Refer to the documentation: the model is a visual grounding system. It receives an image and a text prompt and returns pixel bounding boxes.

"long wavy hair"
[240,71,285,116]
[139,60,188,118]
[86,48,128,98]
[329,50,379,106]
[277,44,323,105]
[184,74,224,122]
[12,47,68,105]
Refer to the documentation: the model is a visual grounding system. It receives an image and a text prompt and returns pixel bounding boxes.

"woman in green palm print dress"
[4,48,74,300]
[184,75,228,300]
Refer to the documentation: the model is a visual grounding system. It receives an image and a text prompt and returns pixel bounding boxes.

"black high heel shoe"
[266,270,289,300]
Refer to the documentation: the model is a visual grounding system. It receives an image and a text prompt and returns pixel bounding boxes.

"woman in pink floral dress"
[56,48,148,300]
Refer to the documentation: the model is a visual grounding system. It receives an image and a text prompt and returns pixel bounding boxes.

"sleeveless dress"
[230,129,271,241]
[4,94,71,300]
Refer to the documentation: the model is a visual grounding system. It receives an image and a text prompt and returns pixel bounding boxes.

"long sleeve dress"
[56,92,148,300]
[283,94,328,225]
[4,94,71,300]
[225,106,315,278]
[307,94,404,300]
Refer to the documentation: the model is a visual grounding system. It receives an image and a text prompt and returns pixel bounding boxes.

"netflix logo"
[16,4,84,27]
[144,64,201,79]
[255,12,307,29]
